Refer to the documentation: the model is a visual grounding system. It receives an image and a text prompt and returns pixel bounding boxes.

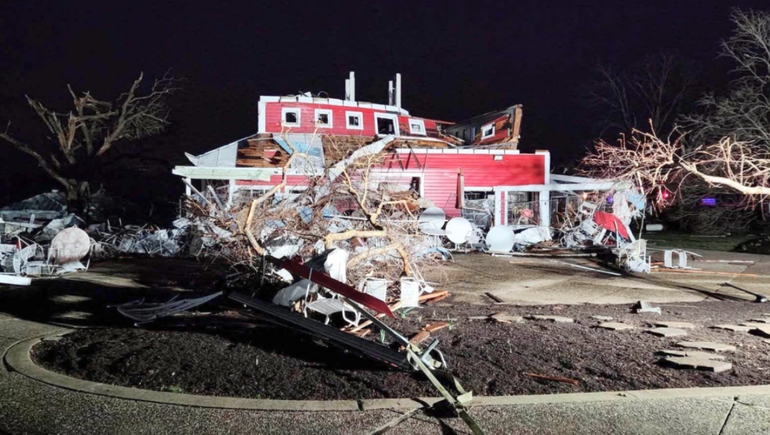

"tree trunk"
[64,180,90,219]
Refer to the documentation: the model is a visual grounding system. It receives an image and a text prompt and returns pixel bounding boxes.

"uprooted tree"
[583,9,770,231]
[0,72,180,215]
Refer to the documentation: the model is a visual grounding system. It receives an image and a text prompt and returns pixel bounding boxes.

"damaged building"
[174,72,617,232]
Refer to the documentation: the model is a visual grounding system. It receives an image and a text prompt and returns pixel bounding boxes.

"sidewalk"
[2,313,769,434]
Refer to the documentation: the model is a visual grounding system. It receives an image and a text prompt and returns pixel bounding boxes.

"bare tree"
[587,53,694,138]
[0,72,179,215]
[583,129,770,205]
[681,9,770,150]
[583,10,770,233]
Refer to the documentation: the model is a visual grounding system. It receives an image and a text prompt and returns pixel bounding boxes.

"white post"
[345,79,350,101]
[388,80,394,105]
[349,71,355,101]
[539,189,551,228]
[227,179,236,209]
[185,177,192,196]
[494,187,504,227]
[395,73,402,109]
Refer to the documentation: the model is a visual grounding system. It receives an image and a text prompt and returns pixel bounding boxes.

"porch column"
[539,189,550,228]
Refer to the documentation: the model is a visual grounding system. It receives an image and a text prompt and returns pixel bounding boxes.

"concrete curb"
[7,333,770,412]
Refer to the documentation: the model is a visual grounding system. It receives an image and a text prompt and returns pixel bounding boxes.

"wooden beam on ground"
[485,292,504,303]
[525,373,579,386]
[423,322,450,333]
[409,330,431,345]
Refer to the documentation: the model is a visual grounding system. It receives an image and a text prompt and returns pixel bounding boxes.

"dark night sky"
[1,0,769,210]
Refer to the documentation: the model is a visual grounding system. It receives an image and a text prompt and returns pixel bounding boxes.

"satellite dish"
[418,207,445,230]
[50,227,91,264]
[486,225,515,253]
[445,217,473,244]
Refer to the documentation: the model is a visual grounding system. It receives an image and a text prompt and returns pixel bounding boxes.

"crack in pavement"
[717,397,737,435]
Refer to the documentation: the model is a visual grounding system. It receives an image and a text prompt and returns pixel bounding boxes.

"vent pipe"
[395,73,402,110]
[345,79,350,100]
[349,71,355,101]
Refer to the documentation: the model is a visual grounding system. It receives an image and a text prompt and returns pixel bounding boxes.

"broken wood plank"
[485,292,504,303]
[409,330,431,345]
[352,329,372,338]
[425,292,450,304]
[489,312,523,324]
[490,312,512,324]
[346,291,452,333]
[419,291,449,302]
[423,322,450,333]
[525,373,579,386]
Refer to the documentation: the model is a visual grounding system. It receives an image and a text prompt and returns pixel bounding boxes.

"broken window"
[375,114,397,135]
[408,119,426,135]
[315,109,332,128]
[346,111,363,130]
[481,123,495,140]
[282,108,301,127]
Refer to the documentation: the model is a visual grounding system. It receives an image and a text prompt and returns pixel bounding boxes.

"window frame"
[374,113,400,136]
[345,111,364,130]
[408,118,426,135]
[481,122,495,140]
[314,109,333,128]
[281,107,301,127]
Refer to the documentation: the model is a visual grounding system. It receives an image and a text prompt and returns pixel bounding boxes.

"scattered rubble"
[652,321,696,329]
[659,349,726,360]
[598,322,635,331]
[525,315,574,323]
[752,325,770,338]
[676,342,737,352]
[634,301,661,315]
[645,327,688,337]
[663,356,733,373]
[489,312,524,324]
[711,324,753,332]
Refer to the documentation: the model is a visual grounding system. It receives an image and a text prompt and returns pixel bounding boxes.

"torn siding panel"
[444,105,523,147]
[236,139,289,168]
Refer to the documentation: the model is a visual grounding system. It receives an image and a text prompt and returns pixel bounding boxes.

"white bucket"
[364,278,388,302]
[400,278,420,308]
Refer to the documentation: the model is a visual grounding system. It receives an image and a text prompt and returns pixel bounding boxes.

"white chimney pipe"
[395,73,402,110]
[345,79,350,101]
[349,71,355,102]
[388,80,394,106]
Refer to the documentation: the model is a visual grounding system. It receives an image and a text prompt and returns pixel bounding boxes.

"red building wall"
[236,152,546,218]
[261,102,438,136]
[383,152,546,217]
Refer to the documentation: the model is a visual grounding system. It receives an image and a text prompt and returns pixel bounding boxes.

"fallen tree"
[0,72,180,215]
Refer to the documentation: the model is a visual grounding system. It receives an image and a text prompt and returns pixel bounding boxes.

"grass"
[162,385,185,394]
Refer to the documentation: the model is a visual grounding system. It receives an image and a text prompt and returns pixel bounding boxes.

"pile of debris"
[178,134,448,310]
[0,190,202,285]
